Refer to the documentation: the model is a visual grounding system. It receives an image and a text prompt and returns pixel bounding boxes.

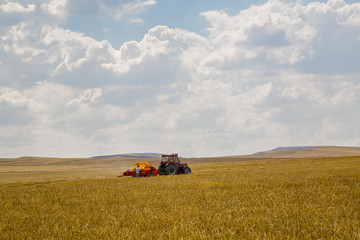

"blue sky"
[62,0,270,47]
[0,0,360,158]
[61,0,360,47]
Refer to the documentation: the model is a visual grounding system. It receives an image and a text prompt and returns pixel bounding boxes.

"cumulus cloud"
[2,23,48,63]
[1,0,360,157]
[0,1,35,13]
[200,2,315,66]
[0,88,43,112]
[41,0,67,18]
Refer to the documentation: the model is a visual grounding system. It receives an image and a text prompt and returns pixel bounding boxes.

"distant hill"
[185,146,360,163]
[90,146,360,160]
[254,146,318,155]
[91,153,161,159]
[251,146,360,158]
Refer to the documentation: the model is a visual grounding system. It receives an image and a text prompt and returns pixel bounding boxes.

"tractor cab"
[161,154,179,164]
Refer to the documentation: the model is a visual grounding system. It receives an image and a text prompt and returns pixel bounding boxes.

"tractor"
[158,153,191,175]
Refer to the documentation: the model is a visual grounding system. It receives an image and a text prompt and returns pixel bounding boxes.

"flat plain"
[0,147,359,239]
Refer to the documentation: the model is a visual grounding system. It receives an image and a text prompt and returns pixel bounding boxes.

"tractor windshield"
[161,154,179,164]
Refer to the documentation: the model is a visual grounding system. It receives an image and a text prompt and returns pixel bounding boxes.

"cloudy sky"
[0,0,359,158]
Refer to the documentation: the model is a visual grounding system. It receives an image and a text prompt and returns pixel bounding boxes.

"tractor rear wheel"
[183,166,191,174]
[147,172,153,177]
[165,165,177,175]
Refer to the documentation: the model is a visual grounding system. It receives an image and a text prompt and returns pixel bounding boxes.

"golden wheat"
[1,156,359,239]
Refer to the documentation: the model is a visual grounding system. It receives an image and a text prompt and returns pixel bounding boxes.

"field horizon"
[1,145,360,185]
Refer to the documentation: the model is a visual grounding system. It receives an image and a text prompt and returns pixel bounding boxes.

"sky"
[0,0,360,158]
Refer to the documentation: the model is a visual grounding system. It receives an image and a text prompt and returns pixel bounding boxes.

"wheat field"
[1,156,360,239]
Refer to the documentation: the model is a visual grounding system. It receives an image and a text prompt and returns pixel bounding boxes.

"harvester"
[118,162,158,177]
[158,153,191,175]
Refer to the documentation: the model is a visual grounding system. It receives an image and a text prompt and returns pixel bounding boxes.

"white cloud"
[1,23,115,78]
[114,0,156,21]
[40,0,156,22]
[68,88,102,105]
[102,25,189,75]
[41,26,97,73]
[41,0,67,18]
[0,1,35,13]
[1,0,360,157]
[200,1,318,65]
[2,23,47,62]
[0,88,43,112]
[129,17,144,24]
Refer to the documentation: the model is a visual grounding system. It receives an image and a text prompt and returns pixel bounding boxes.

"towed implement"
[118,162,158,177]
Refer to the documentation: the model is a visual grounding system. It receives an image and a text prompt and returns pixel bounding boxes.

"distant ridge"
[250,146,360,158]
[91,153,161,159]
[89,146,360,160]
[254,146,317,155]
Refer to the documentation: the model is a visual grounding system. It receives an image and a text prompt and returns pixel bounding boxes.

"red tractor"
[158,153,191,175]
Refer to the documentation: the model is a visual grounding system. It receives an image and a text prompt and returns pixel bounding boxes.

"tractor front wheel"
[165,165,177,175]
[183,166,191,174]
[147,172,153,177]
[158,166,164,175]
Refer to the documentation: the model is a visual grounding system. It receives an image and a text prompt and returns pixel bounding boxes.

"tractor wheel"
[147,172,153,177]
[183,166,191,174]
[165,165,177,175]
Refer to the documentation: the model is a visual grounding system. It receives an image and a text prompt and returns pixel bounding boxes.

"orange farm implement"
[118,162,158,177]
